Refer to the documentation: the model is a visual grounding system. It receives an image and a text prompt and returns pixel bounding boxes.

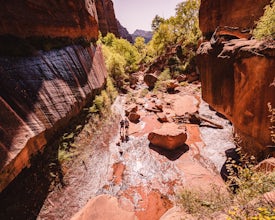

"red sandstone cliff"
[199,0,270,39]
[197,0,275,157]
[0,0,117,192]
[0,0,98,40]
[96,0,119,37]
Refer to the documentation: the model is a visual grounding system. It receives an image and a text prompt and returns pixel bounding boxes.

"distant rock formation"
[132,29,153,43]
[0,0,118,191]
[117,19,134,43]
[197,0,275,158]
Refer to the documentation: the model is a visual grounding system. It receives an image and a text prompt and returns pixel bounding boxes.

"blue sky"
[112,0,183,33]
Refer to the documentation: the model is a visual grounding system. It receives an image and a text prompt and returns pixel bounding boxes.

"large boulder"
[144,73,158,89]
[148,123,187,150]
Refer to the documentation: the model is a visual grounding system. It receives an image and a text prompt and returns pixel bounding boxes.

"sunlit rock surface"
[0,0,98,40]
[148,123,188,150]
[0,44,107,192]
[71,195,137,220]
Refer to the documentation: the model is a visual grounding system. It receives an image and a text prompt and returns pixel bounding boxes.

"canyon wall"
[0,0,117,192]
[199,0,270,39]
[0,0,99,41]
[197,0,275,157]
[96,0,119,37]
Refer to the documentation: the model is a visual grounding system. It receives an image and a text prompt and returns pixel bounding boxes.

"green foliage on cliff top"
[148,0,201,58]
[253,0,275,40]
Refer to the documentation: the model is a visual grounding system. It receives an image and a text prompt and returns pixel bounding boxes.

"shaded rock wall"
[197,0,275,157]
[199,0,270,39]
[96,0,119,37]
[0,44,107,192]
[0,0,119,191]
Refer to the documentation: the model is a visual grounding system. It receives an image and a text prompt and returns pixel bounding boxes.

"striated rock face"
[96,0,119,37]
[0,0,98,41]
[0,44,108,192]
[197,0,275,158]
[0,0,119,192]
[197,39,275,157]
[199,0,270,39]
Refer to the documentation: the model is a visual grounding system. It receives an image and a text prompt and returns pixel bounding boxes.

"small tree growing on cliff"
[253,0,275,39]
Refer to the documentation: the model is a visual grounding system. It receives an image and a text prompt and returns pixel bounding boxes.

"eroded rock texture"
[96,0,119,37]
[197,13,275,157]
[0,0,119,191]
[199,0,270,39]
[0,44,107,192]
[0,0,99,40]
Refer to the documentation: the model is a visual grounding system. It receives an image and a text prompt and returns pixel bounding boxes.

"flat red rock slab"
[119,186,173,220]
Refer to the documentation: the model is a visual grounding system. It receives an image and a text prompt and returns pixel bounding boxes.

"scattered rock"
[176,74,187,83]
[112,162,125,185]
[125,104,138,116]
[166,80,179,93]
[129,75,139,89]
[128,112,140,123]
[71,195,137,220]
[187,72,199,83]
[156,113,169,123]
[148,123,187,150]
[155,104,163,111]
[144,73,158,89]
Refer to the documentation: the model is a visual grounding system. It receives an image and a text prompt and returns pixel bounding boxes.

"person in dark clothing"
[120,119,125,142]
[124,118,129,142]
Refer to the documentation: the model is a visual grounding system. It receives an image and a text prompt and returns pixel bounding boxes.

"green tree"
[253,0,275,39]
[148,0,201,58]
[151,15,165,32]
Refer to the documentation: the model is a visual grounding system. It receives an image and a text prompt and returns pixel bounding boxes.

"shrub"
[178,148,275,219]
[154,68,172,91]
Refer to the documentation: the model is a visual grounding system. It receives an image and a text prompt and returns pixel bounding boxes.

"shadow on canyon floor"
[149,143,189,161]
[0,141,62,220]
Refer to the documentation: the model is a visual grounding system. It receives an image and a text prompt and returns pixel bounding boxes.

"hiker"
[124,118,129,142]
[120,119,125,142]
